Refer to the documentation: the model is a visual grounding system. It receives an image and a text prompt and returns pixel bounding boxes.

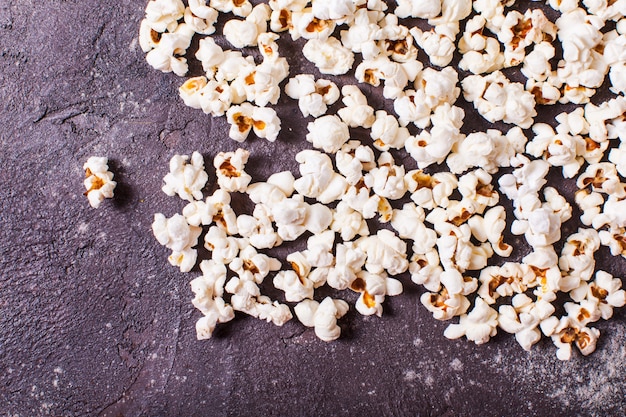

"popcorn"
[411,28,456,67]
[294,297,349,341]
[526,123,586,178]
[477,263,535,305]
[312,0,355,22]
[576,162,626,197]
[294,150,348,203]
[570,270,626,320]
[152,213,202,272]
[144,0,185,33]
[223,4,270,48]
[210,0,253,17]
[213,148,252,192]
[395,0,441,19]
[370,111,410,151]
[391,203,437,252]
[367,152,407,200]
[410,249,444,292]
[204,225,246,264]
[337,85,376,128]
[350,270,403,317]
[302,37,355,75]
[498,294,555,351]
[405,170,457,210]
[226,103,281,142]
[285,74,340,118]
[332,201,370,241]
[327,242,366,290]
[599,226,626,257]
[357,229,409,276]
[335,140,376,185]
[145,24,195,76]
[191,259,235,339]
[548,316,600,360]
[273,270,314,302]
[162,151,208,202]
[83,156,116,209]
[421,288,470,321]
[498,9,556,67]
[229,245,281,284]
[305,115,350,153]
[462,71,536,128]
[184,5,218,35]
[443,297,499,345]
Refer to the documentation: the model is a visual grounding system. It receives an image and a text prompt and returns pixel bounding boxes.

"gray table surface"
[1,1,625,416]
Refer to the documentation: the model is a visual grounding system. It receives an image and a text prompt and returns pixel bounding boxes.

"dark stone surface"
[1,1,625,416]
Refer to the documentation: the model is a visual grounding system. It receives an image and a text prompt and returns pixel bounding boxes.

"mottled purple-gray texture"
[1,1,625,416]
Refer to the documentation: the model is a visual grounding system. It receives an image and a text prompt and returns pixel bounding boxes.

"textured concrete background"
[1,1,625,416]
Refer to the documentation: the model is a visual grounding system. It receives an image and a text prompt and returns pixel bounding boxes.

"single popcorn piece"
[83,156,116,209]
[302,37,355,75]
[547,316,601,360]
[145,23,195,76]
[222,3,270,48]
[350,270,403,317]
[213,148,252,192]
[443,297,499,345]
[226,103,281,142]
[210,0,253,17]
[305,114,350,153]
[337,85,376,128]
[294,297,350,342]
[191,259,235,340]
[285,74,340,118]
[462,70,536,129]
[152,213,202,272]
[162,151,209,202]
[273,270,314,302]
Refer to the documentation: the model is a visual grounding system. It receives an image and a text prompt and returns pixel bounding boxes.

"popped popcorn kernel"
[83,157,116,209]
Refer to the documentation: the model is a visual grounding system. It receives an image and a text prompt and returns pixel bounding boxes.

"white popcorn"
[335,140,376,185]
[237,205,281,249]
[405,170,457,210]
[477,263,535,305]
[204,225,245,264]
[558,228,601,291]
[184,6,218,35]
[599,226,626,257]
[366,152,407,200]
[226,103,281,142]
[370,111,410,151]
[332,201,370,241]
[462,71,536,129]
[498,294,555,351]
[191,259,235,340]
[468,206,512,257]
[210,0,252,17]
[229,245,281,284]
[145,24,195,76]
[294,150,348,203]
[526,123,586,178]
[576,162,625,197]
[83,156,116,209]
[428,0,473,38]
[570,270,626,320]
[285,74,339,118]
[410,248,443,291]
[312,0,355,21]
[549,316,600,360]
[327,242,366,290]
[421,287,470,321]
[458,15,504,74]
[337,85,376,128]
[162,151,208,202]
[223,4,269,48]
[152,213,202,272]
[498,9,556,67]
[213,148,252,193]
[357,229,409,276]
[271,195,332,241]
[351,270,403,317]
[339,9,381,60]
[145,0,185,33]
[526,79,561,106]
[305,115,350,153]
[302,37,355,75]
[195,37,226,77]
[292,9,337,41]
[443,297,499,345]
[273,270,314,302]
[395,0,440,19]
[411,28,456,67]
[391,203,437,251]
[294,297,349,341]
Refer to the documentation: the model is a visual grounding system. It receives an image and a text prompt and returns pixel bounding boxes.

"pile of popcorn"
[141,0,626,360]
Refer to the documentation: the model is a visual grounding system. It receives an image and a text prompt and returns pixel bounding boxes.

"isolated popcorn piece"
[570,270,626,320]
[302,37,354,75]
[294,149,348,203]
[548,316,601,360]
[213,149,252,193]
[444,297,499,345]
[210,0,253,17]
[179,76,208,109]
[191,259,235,340]
[229,245,281,284]
[145,23,195,76]
[366,152,407,200]
[162,151,208,202]
[576,189,606,228]
[285,74,339,118]
[305,115,350,153]
[223,3,270,48]
[226,103,281,142]
[83,156,116,209]
[498,294,555,351]
[271,195,332,241]
[337,85,376,128]
[295,297,349,342]
[152,213,202,272]
[144,0,185,33]
[350,270,403,317]
[273,270,314,302]
[421,287,471,321]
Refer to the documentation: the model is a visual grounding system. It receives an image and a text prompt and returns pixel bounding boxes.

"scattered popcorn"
[142,0,626,359]
[83,156,116,209]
